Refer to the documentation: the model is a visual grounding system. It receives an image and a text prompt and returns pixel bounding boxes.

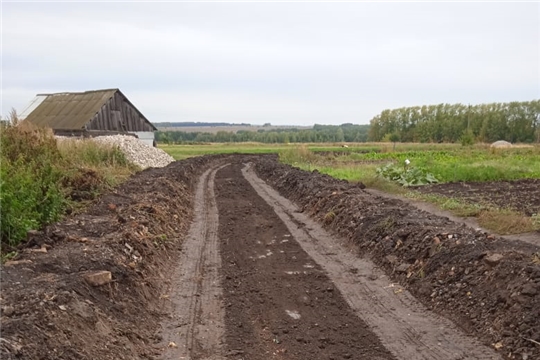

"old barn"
[19,89,157,146]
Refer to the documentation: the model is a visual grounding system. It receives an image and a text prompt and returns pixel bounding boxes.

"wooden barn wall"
[86,92,154,132]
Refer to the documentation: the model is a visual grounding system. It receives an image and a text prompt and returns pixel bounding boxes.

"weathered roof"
[21,89,118,130]
[20,89,156,131]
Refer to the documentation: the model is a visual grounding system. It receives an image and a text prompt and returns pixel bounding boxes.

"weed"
[375,217,396,234]
[324,211,336,224]
[1,251,18,263]
[0,121,137,247]
[279,145,317,166]
[376,162,439,187]
[532,252,540,265]
[477,210,539,235]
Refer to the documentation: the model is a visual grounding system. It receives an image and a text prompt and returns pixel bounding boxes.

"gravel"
[57,135,175,169]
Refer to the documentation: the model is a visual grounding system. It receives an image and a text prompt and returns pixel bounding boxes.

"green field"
[159,142,381,160]
[300,145,540,184]
[161,142,540,184]
[160,142,540,234]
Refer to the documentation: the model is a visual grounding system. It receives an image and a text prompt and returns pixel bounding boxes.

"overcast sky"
[2,1,539,125]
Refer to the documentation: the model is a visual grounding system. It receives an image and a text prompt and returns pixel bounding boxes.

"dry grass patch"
[477,210,540,235]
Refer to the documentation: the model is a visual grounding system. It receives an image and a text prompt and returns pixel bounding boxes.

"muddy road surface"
[2,155,537,360]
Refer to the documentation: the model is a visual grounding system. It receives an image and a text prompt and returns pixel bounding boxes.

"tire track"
[242,162,501,360]
[160,163,229,360]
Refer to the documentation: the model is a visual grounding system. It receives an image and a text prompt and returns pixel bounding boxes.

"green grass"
[275,144,540,234]
[160,142,382,160]
[301,145,540,184]
[1,121,138,248]
[161,141,540,234]
[161,142,540,184]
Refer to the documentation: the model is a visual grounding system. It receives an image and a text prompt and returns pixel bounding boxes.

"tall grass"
[0,121,138,247]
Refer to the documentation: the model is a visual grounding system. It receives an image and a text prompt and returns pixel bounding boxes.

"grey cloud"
[2,2,538,125]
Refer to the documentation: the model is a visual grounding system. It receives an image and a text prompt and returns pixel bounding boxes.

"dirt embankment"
[0,155,226,360]
[414,179,540,217]
[254,158,540,359]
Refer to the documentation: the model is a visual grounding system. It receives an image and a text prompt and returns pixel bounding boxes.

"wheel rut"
[161,159,502,360]
[216,162,394,360]
[240,162,500,360]
[160,163,229,360]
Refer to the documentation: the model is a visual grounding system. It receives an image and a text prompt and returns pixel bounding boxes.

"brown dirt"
[254,157,540,360]
[414,179,540,217]
[215,162,395,360]
[243,163,500,359]
[0,155,227,360]
[2,154,539,360]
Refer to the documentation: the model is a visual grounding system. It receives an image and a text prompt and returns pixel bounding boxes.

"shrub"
[279,145,317,165]
[0,121,137,248]
[376,162,438,187]
[0,122,65,246]
[460,129,475,146]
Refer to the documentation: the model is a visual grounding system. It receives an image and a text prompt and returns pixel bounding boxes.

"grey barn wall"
[86,92,155,132]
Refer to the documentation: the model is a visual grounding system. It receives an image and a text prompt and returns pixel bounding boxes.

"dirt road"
[2,155,537,360]
[161,160,500,359]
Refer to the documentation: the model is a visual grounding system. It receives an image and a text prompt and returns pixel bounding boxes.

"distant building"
[19,88,157,146]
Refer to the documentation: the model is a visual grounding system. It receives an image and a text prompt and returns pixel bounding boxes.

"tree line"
[368,100,540,143]
[154,121,252,127]
[156,124,370,144]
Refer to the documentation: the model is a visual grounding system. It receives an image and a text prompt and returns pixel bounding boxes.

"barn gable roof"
[20,89,157,131]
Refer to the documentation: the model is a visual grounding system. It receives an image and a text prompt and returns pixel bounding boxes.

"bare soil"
[2,155,539,360]
[254,158,540,359]
[0,155,226,359]
[414,179,540,217]
[216,162,394,360]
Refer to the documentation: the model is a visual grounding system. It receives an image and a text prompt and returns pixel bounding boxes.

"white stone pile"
[93,135,175,169]
[57,135,175,169]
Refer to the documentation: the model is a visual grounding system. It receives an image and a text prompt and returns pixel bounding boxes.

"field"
[159,142,376,160]
[161,142,540,235]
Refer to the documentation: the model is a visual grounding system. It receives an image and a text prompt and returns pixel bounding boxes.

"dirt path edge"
[244,163,500,360]
[0,155,229,360]
[254,157,540,360]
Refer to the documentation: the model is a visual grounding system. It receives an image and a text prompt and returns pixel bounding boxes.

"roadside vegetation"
[274,143,540,235]
[0,119,138,249]
[160,142,378,160]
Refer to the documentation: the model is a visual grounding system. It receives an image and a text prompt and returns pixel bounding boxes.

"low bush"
[0,121,137,248]
[279,145,317,166]
[376,163,439,187]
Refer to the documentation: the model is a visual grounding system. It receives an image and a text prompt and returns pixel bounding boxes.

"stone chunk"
[484,253,503,267]
[4,260,33,267]
[83,271,112,286]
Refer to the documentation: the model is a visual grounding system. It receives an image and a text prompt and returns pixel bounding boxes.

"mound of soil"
[254,158,540,359]
[414,179,540,217]
[0,155,226,360]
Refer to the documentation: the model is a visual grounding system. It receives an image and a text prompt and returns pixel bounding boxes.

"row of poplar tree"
[368,100,540,143]
[156,124,370,144]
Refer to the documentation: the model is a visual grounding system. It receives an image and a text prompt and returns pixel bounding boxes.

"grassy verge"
[278,144,540,235]
[404,191,540,234]
[1,121,138,249]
